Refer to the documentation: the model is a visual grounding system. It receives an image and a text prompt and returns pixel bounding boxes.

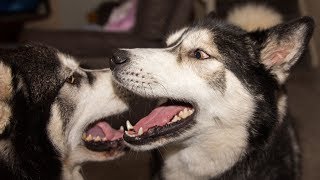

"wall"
[27,0,110,29]
[299,0,320,67]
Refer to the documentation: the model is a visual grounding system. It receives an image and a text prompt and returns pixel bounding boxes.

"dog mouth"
[82,119,126,152]
[123,100,196,145]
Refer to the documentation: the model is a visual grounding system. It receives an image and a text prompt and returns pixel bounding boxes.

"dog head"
[0,44,130,176]
[110,17,314,151]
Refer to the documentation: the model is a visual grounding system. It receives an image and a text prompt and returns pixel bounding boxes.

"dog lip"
[123,109,196,145]
[82,118,126,153]
[83,139,128,152]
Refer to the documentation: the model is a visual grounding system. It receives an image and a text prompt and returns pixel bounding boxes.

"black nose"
[110,50,129,70]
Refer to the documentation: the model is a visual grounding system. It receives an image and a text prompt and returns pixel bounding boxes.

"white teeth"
[94,136,101,142]
[82,133,87,140]
[171,115,181,123]
[177,108,194,119]
[188,109,195,115]
[138,127,143,136]
[126,120,134,130]
[125,130,136,137]
[86,134,93,141]
[119,126,124,132]
[178,108,189,119]
[102,137,107,141]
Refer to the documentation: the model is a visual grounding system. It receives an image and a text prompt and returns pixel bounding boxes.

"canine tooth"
[138,127,143,136]
[178,110,188,119]
[119,126,124,131]
[82,133,87,140]
[171,115,181,122]
[86,134,93,141]
[94,136,101,142]
[125,130,136,138]
[188,109,194,115]
[126,120,134,130]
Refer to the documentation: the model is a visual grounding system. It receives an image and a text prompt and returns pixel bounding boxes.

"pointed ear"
[0,62,13,134]
[251,17,314,83]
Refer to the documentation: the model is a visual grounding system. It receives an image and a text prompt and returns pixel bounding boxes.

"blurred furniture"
[0,0,50,42]
[19,0,194,65]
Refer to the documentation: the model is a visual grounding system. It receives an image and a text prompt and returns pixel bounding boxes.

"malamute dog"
[110,7,314,180]
[0,44,129,180]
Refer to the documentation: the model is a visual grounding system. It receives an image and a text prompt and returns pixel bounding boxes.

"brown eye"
[190,49,210,60]
[66,75,75,84]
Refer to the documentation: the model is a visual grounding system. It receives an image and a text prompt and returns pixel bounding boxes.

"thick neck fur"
[0,90,62,180]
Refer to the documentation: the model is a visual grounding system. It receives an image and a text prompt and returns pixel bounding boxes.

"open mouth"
[123,100,196,145]
[82,118,126,152]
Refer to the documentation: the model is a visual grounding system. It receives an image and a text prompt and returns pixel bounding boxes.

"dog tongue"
[87,122,123,141]
[133,105,186,132]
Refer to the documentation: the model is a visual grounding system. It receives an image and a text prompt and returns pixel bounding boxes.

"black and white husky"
[0,43,130,180]
[110,5,314,180]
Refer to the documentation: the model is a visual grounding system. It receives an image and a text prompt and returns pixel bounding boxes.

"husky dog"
[0,43,130,180]
[110,6,314,180]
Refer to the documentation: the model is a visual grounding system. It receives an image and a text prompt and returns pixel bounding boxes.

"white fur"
[0,102,12,135]
[0,62,12,101]
[48,104,66,154]
[227,4,282,31]
[115,29,255,178]
[47,54,129,179]
[277,94,287,123]
[166,27,188,46]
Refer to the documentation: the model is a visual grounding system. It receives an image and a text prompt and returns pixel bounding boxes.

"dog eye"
[66,75,75,84]
[190,49,210,60]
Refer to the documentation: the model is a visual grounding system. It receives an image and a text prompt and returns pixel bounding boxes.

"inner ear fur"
[250,16,314,83]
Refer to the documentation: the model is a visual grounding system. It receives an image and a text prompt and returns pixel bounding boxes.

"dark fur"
[151,17,314,180]
[0,44,69,180]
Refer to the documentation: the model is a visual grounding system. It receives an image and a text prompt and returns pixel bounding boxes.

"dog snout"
[110,50,129,70]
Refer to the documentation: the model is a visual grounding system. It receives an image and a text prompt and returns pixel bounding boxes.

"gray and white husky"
[0,43,130,180]
[110,5,314,180]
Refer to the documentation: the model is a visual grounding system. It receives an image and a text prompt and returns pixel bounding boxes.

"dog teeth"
[86,134,93,141]
[126,120,134,131]
[138,127,143,136]
[171,115,181,123]
[94,136,101,142]
[125,130,136,137]
[102,137,107,141]
[82,133,87,140]
[176,108,194,119]
[119,126,124,132]
[188,109,195,114]
[178,108,189,119]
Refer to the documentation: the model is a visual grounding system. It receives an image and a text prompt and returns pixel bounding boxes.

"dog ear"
[250,17,314,83]
[0,62,13,134]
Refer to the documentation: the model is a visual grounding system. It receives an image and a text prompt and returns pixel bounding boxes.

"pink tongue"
[133,105,186,133]
[87,122,123,141]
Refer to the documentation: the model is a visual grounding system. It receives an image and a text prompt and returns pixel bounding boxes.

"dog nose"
[110,50,129,70]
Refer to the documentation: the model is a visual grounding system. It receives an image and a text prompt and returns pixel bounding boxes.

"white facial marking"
[166,27,187,46]
[113,28,256,179]
[48,103,66,154]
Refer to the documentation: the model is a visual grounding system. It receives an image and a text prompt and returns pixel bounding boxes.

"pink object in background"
[104,0,138,32]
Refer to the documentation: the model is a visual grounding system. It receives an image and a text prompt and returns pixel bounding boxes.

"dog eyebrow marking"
[207,69,226,93]
[56,96,76,132]
[166,28,189,49]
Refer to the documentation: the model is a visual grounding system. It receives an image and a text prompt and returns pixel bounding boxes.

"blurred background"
[0,0,319,179]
